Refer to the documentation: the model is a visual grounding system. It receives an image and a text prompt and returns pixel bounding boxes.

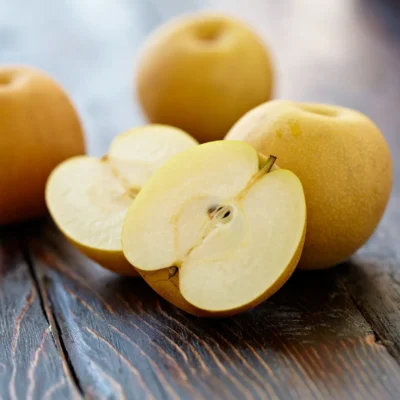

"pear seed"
[168,266,178,279]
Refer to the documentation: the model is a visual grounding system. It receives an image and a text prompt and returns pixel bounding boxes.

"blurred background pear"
[136,13,274,143]
[0,65,85,225]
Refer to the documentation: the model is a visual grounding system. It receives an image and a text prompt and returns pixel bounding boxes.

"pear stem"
[234,155,277,201]
[260,155,277,173]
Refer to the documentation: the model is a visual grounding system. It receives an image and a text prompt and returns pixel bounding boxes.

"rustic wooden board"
[0,228,78,400]
[339,224,400,361]
[23,224,400,400]
[1,0,400,399]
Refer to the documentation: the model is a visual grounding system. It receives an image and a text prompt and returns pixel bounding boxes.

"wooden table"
[1,0,400,399]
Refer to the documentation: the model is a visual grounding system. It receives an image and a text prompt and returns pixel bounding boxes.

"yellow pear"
[0,65,85,224]
[122,141,306,316]
[136,13,274,143]
[226,100,393,269]
[46,125,198,276]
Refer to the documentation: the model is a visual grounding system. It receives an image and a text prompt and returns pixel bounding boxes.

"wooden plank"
[338,210,400,360]
[0,227,78,400]
[24,225,400,400]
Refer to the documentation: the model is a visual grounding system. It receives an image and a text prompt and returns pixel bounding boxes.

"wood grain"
[22,224,400,400]
[0,227,78,400]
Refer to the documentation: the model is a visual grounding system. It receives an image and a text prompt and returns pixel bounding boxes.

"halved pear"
[122,141,306,316]
[46,125,198,275]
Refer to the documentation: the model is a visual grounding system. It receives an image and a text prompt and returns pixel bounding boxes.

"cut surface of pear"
[122,141,306,315]
[46,125,198,275]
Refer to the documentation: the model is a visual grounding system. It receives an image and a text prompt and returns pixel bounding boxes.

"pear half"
[46,125,198,276]
[122,141,306,316]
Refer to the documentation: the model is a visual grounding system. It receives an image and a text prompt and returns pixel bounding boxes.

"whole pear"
[226,100,393,269]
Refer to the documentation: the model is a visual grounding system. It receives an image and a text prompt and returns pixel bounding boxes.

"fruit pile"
[0,14,392,317]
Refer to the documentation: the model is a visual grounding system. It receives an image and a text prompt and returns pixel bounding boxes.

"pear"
[46,125,198,275]
[123,141,306,316]
[136,13,274,142]
[0,65,84,224]
[226,100,393,269]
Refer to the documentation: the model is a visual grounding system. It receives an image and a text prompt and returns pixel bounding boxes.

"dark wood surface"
[1,0,400,399]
